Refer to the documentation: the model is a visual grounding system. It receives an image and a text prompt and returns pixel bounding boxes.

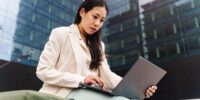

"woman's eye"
[93,15,98,19]
[100,20,105,23]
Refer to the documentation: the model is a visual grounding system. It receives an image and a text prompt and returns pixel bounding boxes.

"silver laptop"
[80,56,167,99]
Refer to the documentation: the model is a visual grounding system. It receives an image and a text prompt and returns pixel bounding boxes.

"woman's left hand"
[145,86,157,98]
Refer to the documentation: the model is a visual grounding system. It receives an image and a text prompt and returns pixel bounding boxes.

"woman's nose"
[94,19,101,27]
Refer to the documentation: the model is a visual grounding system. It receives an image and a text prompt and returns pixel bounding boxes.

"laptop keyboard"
[79,83,113,96]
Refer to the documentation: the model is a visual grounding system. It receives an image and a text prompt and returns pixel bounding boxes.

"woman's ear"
[79,8,86,18]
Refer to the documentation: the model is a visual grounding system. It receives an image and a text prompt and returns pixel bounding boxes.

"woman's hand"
[84,75,104,89]
[145,86,157,98]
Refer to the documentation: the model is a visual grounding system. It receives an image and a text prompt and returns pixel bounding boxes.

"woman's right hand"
[84,75,104,89]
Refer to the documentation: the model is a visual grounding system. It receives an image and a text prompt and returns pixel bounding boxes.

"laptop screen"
[112,57,167,99]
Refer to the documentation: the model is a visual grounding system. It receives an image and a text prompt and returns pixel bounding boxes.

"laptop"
[79,56,167,99]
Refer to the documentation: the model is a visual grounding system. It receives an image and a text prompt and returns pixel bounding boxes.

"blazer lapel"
[79,40,89,51]
[68,24,91,74]
[68,24,83,74]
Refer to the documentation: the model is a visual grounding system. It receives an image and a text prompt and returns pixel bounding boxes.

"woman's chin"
[86,31,96,35]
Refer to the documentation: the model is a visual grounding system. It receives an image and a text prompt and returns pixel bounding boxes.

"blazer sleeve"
[36,28,84,88]
[100,42,123,91]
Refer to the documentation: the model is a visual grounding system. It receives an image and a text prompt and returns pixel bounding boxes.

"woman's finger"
[93,77,103,87]
[84,76,98,84]
[145,86,157,98]
[148,86,157,93]
[84,76,105,89]
[91,80,97,84]
[146,89,153,98]
[149,87,155,93]
[151,86,157,90]
[96,77,104,88]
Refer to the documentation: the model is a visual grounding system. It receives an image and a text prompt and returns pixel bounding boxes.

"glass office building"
[104,0,141,73]
[1,0,199,70]
[0,0,82,67]
[104,0,200,72]
[142,0,200,63]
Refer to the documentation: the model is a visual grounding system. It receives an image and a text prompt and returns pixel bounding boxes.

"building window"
[47,21,51,29]
[121,39,124,48]
[195,16,199,28]
[120,24,123,32]
[134,18,138,27]
[186,37,200,52]
[0,24,2,30]
[176,42,181,54]
[173,23,177,34]
[122,18,134,30]
[133,2,137,11]
[193,0,200,7]
[156,47,160,58]
[29,31,33,40]
[48,5,52,13]
[33,0,37,5]
[144,13,153,24]
[136,35,140,43]
[148,47,157,59]
[109,24,121,35]
[151,13,155,22]
[163,23,174,36]
[181,17,196,32]
[32,14,35,22]
[122,56,125,65]
[157,26,164,38]
[170,6,174,15]
[159,45,167,58]
[109,40,122,51]
[167,43,178,55]
[146,29,154,41]
[160,6,171,18]
[191,0,195,8]
[153,29,157,39]
[176,0,192,14]
[199,36,200,47]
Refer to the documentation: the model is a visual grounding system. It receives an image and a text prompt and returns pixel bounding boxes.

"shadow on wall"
[1,56,200,100]
[146,56,200,100]
[0,60,42,92]
[114,56,200,100]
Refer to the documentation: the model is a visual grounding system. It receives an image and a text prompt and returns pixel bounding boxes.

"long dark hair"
[74,0,109,70]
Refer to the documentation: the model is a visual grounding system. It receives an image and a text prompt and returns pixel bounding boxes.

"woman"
[36,0,157,99]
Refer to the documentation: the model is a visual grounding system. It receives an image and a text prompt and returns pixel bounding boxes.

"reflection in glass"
[0,0,82,67]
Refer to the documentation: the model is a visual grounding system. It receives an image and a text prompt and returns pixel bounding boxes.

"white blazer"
[36,24,122,98]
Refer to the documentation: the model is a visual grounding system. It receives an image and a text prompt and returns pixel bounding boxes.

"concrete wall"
[150,56,200,100]
[0,60,42,92]
[1,56,200,100]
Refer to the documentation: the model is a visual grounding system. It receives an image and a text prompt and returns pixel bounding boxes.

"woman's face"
[79,6,107,35]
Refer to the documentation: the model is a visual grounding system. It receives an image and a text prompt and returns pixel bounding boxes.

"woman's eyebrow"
[95,13,106,19]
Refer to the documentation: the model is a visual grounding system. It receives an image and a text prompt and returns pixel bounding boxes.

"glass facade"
[0,0,82,67]
[142,0,200,63]
[103,0,200,72]
[104,0,141,72]
[1,0,200,70]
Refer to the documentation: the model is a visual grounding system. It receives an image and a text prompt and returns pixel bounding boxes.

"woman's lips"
[90,27,97,31]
